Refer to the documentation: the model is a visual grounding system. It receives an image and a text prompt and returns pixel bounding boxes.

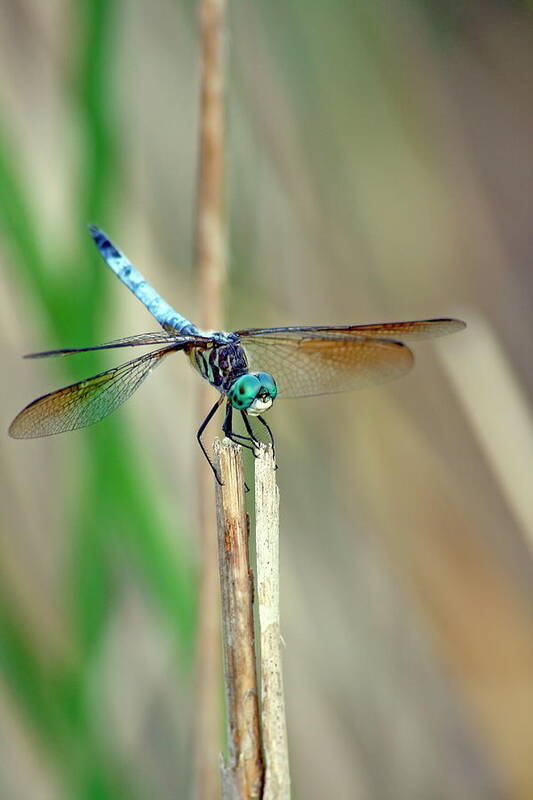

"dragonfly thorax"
[228,372,278,414]
[187,340,250,394]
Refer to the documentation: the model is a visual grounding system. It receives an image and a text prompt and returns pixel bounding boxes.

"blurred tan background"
[1,1,533,798]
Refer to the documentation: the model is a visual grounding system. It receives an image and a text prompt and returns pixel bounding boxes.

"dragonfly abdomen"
[89,225,198,336]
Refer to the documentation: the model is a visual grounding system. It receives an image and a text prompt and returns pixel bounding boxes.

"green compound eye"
[229,374,262,409]
[256,372,277,399]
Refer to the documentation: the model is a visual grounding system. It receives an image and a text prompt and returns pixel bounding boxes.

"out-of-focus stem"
[195,0,226,314]
[192,0,227,798]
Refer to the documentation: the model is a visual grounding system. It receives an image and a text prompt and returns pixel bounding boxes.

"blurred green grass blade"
[75,425,197,655]
[0,128,99,344]
[1,1,196,793]
[69,503,113,655]
[0,594,67,741]
[0,133,58,313]
[64,0,190,673]
[73,768,134,800]
[68,0,121,331]
[0,589,140,794]
[75,0,121,254]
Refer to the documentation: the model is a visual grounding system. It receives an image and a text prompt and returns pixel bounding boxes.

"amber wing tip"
[429,317,466,335]
[449,318,467,333]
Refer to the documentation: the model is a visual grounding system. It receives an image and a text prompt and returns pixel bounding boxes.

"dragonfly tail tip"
[88,223,104,239]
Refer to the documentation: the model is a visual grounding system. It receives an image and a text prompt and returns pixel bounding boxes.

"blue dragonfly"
[9,226,465,480]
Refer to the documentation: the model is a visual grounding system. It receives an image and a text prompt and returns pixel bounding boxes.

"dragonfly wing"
[240,332,414,398]
[9,347,174,438]
[237,318,465,342]
[24,332,209,359]
[330,318,466,340]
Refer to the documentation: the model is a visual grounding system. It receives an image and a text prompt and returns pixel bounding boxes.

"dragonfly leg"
[223,403,256,454]
[240,412,262,455]
[256,414,276,464]
[197,396,225,484]
[222,403,255,492]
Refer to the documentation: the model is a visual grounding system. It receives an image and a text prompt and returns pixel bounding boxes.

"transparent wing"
[237,318,465,342]
[240,332,414,398]
[9,347,174,438]
[328,318,466,340]
[24,331,209,359]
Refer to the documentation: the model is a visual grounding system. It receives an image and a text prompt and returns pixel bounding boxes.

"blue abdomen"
[89,225,198,335]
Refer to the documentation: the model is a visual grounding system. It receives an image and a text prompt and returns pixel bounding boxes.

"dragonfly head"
[228,372,278,415]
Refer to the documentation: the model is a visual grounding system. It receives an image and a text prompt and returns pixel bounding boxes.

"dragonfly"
[9,226,465,480]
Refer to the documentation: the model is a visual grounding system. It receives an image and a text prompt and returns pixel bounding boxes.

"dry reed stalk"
[214,439,264,799]
[255,445,290,799]
[192,0,227,797]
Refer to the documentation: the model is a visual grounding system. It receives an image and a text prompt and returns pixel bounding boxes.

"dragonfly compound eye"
[256,372,278,400]
[229,374,262,410]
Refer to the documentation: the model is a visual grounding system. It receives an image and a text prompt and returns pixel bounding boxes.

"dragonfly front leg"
[256,414,276,464]
[197,396,225,484]
[240,412,263,455]
[223,403,257,454]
